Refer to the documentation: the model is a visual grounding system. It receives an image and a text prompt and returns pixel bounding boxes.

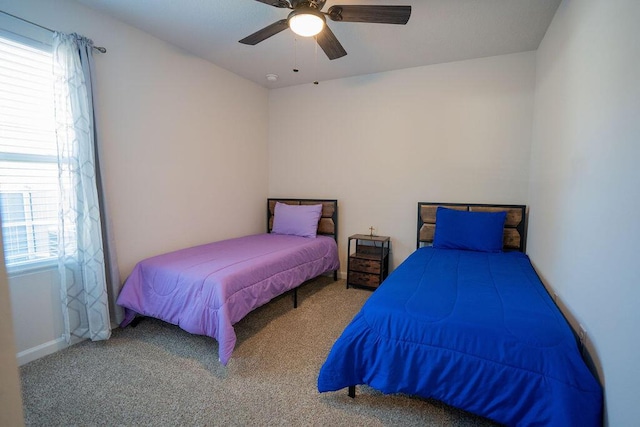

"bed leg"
[130,316,144,328]
[333,270,338,281]
[348,386,356,398]
[293,288,298,309]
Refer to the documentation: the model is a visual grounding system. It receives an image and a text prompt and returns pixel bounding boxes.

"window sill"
[7,259,57,277]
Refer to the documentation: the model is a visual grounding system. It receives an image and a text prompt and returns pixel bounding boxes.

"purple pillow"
[272,202,323,238]
[433,207,507,252]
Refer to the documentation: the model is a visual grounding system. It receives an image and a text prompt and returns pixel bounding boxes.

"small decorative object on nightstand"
[347,234,390,290]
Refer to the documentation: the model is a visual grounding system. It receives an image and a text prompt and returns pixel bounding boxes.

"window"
[0,30,59,272]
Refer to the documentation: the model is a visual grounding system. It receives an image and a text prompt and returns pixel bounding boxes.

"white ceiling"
[74,0,561,89]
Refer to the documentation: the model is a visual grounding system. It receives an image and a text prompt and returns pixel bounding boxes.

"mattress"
[117,233,339,365]
[318,247,602,426]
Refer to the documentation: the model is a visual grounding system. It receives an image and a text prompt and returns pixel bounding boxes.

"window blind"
[0,32,59,271]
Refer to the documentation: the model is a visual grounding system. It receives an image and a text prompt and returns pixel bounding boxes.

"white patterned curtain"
[52,32,111,341]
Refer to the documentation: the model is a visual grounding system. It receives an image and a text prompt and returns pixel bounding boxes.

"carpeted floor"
[20,277,498,426]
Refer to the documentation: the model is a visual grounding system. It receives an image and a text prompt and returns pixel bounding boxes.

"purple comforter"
[117,233,339,364]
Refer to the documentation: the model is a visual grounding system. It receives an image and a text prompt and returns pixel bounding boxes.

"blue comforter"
[318,248,602,426]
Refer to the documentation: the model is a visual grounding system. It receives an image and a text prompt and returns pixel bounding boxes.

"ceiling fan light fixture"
[288,9,325,37]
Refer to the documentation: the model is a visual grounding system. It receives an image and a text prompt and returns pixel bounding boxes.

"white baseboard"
[17,335,83,366]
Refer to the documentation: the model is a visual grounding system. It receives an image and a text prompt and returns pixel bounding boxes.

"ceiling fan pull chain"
[313,36,319,85]
[293,36,299,72]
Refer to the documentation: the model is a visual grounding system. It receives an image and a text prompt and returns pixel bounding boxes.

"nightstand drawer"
[348,271,382,288]
[349,257,381,274]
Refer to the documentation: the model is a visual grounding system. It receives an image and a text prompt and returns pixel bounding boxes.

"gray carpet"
[20,277,498,426]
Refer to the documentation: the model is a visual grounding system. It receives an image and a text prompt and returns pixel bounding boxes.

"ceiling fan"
[239,0,411,60]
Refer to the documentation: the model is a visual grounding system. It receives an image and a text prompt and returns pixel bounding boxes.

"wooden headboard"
[267,198,338,242]
[417,202,527,252]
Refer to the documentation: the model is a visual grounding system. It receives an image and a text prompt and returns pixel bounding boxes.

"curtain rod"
[1,10,107,53]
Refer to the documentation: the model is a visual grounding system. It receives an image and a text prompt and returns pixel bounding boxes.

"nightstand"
[346,234,390,290]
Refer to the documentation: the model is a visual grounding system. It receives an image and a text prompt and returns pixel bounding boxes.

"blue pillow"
[433,207,507,252]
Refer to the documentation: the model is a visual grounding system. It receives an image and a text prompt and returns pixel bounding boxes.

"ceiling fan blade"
[327,5,411,24]
[254,0,290,8]
[316,25,347,60]
[239,19,289,45]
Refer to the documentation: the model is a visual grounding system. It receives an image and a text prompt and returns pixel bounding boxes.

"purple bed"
[117,199,339,365]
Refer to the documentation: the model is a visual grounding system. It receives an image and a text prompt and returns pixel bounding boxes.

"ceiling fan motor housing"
[290,0,327,10]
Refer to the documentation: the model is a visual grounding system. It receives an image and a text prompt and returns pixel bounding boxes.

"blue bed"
[318,203,602,426]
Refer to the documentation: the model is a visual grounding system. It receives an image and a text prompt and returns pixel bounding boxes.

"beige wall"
[529,1,640,425]
[1,0,269,363]
[0,230,25,426]
[268,52,535,270]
